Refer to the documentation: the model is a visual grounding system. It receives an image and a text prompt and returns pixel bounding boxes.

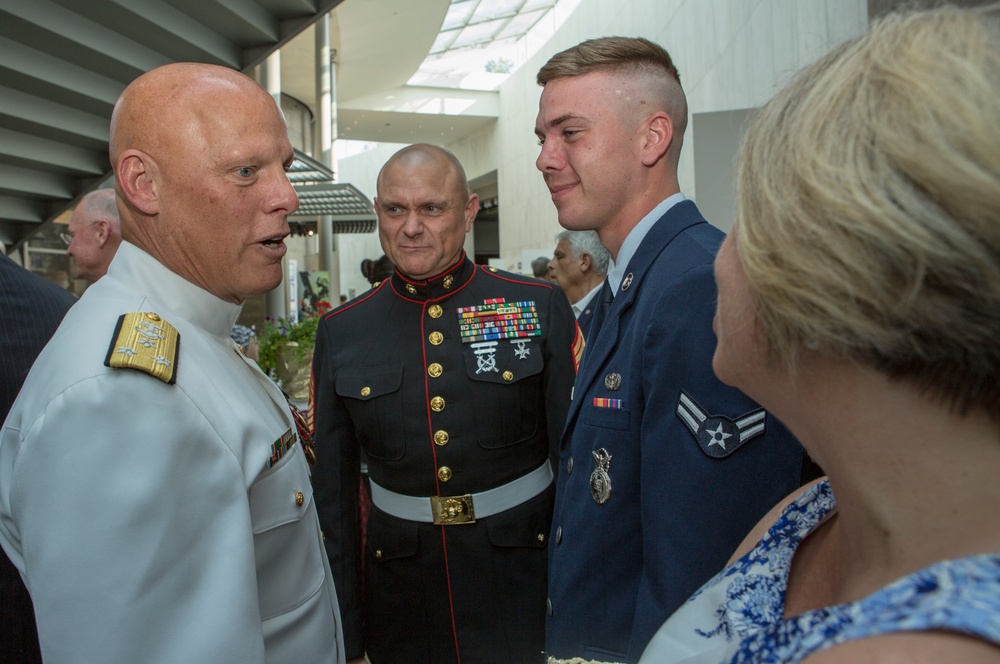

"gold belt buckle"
[431,494,476,525]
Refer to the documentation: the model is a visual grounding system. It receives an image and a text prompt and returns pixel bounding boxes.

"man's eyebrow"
[536,113,588,138]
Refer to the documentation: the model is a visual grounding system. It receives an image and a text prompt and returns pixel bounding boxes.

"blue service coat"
[545,200,810,663]
[576,300,596,343]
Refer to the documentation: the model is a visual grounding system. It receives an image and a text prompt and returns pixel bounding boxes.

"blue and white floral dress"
[639,480,1000,663]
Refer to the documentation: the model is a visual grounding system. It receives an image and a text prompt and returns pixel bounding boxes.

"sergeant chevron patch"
[675,389,766,459]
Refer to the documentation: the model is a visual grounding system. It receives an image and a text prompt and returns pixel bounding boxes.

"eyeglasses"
[59,232,73,246]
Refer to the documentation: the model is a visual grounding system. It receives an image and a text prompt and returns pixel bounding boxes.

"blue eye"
[237,167,254,178]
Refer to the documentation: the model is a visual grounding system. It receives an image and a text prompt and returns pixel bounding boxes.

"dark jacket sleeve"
[310,316,364,658]
[543,285,578,473]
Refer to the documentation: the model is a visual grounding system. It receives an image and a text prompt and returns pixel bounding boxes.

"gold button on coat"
[361,386,371,397]
[430,396,445,412]
[295,491,304,507]
[375,549,383,560]
[429,331,443,345]
[428,363,443,378]
[433,430,449,445]
[503,371,513,381]
[437,466,453,482]
[428,304,443,319]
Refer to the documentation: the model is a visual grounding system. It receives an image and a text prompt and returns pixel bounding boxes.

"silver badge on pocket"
[590,448,613,504]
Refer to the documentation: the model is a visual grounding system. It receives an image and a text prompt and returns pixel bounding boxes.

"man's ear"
[464,193,479,232]
[580,251,593,273]
[93,219,110,246]
[117,149,159,216]
[640,112,673,167]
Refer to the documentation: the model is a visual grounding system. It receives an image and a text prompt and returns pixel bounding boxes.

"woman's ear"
[116,149,159,216]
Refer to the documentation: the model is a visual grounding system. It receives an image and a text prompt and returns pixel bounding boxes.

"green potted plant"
[256,303,328,401]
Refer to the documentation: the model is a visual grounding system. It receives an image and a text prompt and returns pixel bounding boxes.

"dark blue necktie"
[587,279,614,345]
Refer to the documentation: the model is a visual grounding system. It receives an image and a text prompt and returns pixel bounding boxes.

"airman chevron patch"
[675,389,766,459]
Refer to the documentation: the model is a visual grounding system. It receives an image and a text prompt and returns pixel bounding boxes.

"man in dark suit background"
[0,253,76,663]
[547,229,609,342]
[534,37,815,663]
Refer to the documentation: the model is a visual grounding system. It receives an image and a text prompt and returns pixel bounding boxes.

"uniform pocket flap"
[462,340,544,384]
[335,363,403,401]
[581,402,631,431]
[367,511,420,563]
[250,444,313,534]
[485,508,549,549]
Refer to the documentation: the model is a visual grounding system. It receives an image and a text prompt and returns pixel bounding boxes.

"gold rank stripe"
[104,312,180,384]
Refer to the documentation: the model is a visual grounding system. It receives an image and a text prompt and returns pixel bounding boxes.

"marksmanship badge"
[675,389,766,459]
[590,448,613,504]
[471,341,499,374]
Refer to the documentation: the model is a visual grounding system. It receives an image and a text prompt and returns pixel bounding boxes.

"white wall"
[494,0,868,269]
[334,0,869,280]
[335,143,401,299]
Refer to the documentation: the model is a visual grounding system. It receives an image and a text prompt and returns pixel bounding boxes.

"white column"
[315,13,341,298]
[260,51,288,320]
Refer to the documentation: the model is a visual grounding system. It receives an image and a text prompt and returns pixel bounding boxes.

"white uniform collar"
[105,242,243,339]
[607,193,686,296]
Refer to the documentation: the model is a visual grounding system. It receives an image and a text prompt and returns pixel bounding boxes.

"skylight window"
[409,0,580,91]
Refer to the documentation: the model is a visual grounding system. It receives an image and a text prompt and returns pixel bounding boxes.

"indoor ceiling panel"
[0,0,344,248]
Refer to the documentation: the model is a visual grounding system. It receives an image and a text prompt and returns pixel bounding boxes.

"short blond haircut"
[537,37,688,166]
[736,5,1000,418]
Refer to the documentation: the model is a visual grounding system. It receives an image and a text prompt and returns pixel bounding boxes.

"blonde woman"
[641,5,1000,663]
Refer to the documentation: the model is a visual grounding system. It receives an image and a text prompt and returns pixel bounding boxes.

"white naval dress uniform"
[0,242,345,664]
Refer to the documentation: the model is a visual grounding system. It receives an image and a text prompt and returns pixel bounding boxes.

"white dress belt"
[368,461,553,525]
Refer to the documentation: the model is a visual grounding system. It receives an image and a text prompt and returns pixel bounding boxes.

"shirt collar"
[571,281,604,319]
[606,193,686,296]
[105,241,243,339]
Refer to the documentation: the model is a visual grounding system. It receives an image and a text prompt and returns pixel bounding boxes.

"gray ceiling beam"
[0,86,109,149]
[0,164,74,200]
[0,129,107,176]
[97,0,246,67]
[0,194,46,224]
[0,36,123,116]
[1,0,169,79]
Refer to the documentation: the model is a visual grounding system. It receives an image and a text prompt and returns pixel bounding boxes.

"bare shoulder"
[726,477,827,565]
[802,632,1000,664]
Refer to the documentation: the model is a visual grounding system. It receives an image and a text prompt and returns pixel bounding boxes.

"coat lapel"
[561,200,707,439]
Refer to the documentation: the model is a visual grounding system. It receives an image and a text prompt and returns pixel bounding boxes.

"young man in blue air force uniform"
[534,37,818,663]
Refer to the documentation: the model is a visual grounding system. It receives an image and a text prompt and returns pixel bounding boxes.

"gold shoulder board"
[104,312,180,384]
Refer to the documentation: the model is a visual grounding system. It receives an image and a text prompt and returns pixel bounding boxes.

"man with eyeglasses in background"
[61,188,122,282]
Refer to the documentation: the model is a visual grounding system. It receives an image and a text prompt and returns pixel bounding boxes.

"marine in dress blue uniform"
[312,255,578,663]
